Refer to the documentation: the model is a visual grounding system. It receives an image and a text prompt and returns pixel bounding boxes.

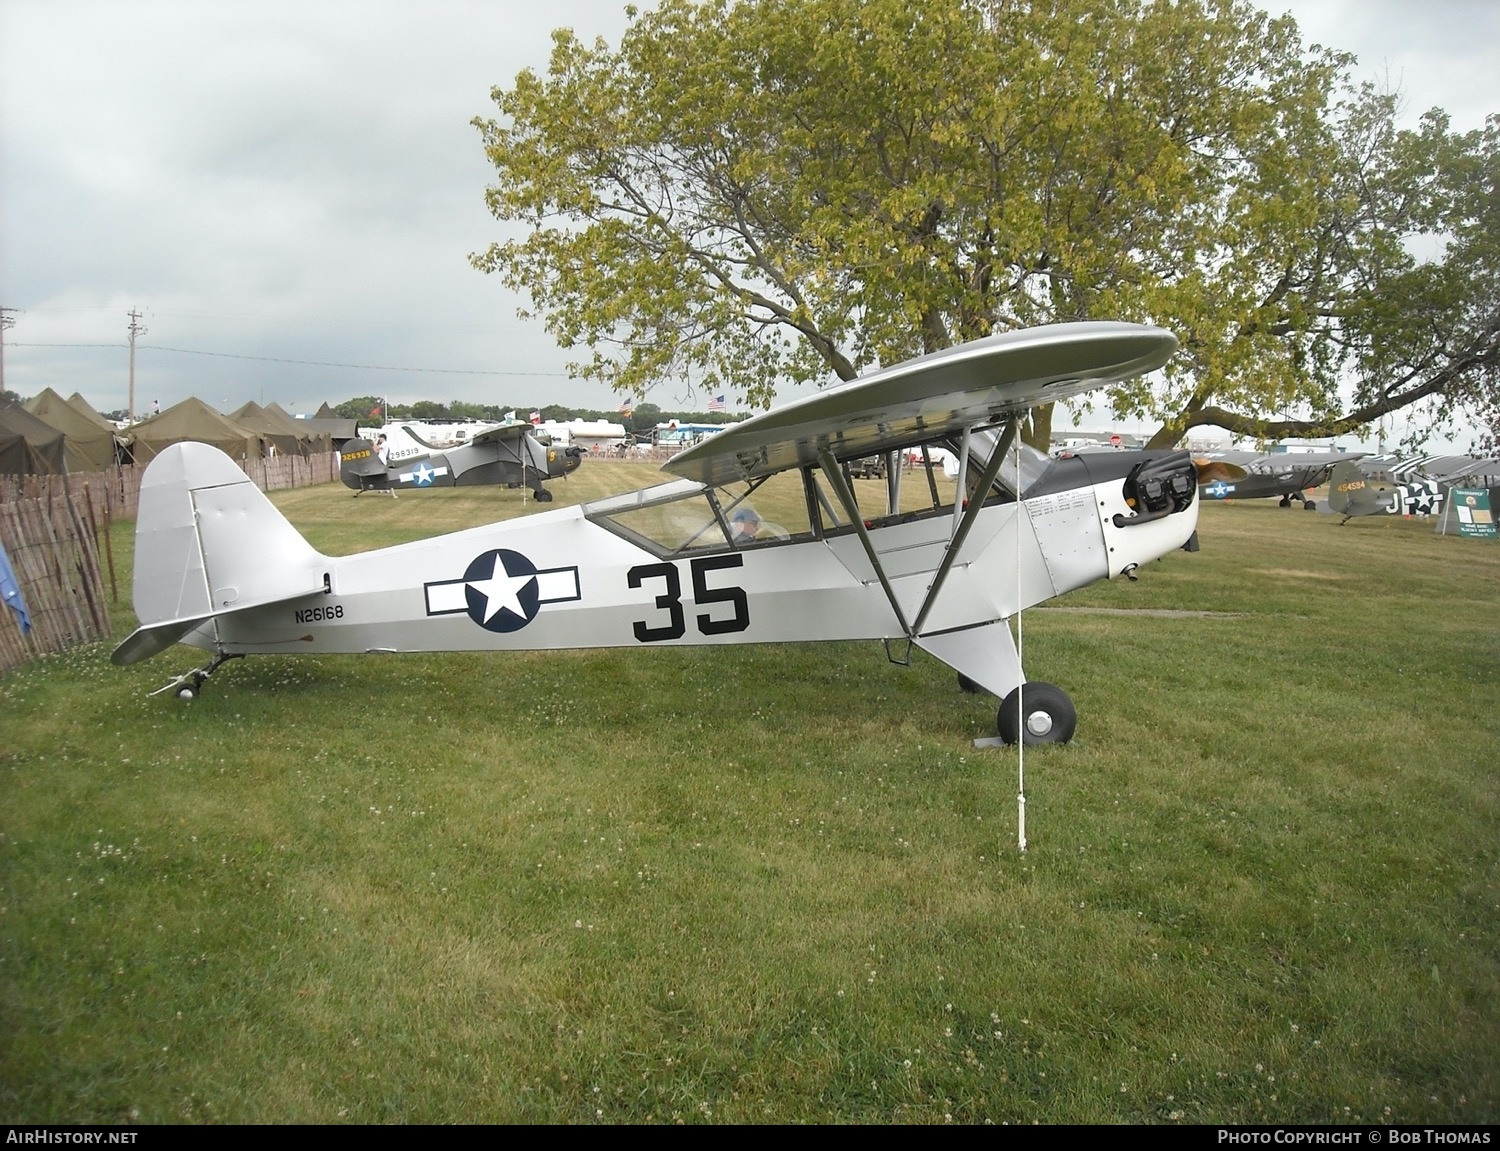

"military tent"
[67,393,122,432]
[128,397,264,463]
[264,403,333,455]
[24,388,121,471]
[0,402,68,475]
[299,403,360,447]
[231,401,307,458]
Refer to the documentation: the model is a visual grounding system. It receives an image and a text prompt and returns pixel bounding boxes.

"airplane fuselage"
[185,468,1197,673]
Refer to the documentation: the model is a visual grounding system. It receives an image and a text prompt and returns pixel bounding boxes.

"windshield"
[963,431,1055,499]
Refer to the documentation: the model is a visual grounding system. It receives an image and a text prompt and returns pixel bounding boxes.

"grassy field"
[2,461,1496,1123]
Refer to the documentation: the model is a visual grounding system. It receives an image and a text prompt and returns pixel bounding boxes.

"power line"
[7,341,571,378]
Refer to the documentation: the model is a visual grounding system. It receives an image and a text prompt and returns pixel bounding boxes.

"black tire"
[997,682,1076,745]
[957,672,985,694]
[1278,496,1292,508]
[1304,500,1317,511]
[534,488,554,502]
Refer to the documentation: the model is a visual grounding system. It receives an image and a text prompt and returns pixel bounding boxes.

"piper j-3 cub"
[1192,449,1365,511]
[114,322,1227,744]
[339,419,582,500]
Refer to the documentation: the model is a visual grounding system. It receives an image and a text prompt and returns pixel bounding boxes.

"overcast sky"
[2,0,1495,432]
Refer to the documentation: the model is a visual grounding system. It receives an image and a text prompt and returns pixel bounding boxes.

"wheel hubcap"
[1025,709,1053,737]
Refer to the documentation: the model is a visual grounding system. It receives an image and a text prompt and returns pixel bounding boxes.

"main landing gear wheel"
[534,488,554,502]
[957,672,985,694]
[997,682,1076,745]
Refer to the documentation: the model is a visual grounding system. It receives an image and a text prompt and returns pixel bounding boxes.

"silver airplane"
[113,322,1232,744]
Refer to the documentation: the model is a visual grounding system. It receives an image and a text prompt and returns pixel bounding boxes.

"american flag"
[529,410,541,424]
[707,394,726,412]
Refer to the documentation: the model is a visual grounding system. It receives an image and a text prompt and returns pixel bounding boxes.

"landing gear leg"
[150,652,244,701]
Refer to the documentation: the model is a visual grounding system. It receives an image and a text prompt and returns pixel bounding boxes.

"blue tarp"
[0,538,32,634]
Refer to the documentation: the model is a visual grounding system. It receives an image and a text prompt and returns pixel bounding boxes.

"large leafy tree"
[473,0,1498,447]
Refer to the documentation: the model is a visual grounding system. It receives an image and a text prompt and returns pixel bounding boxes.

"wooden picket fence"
[0,484,113,673]
[0,450,340,673]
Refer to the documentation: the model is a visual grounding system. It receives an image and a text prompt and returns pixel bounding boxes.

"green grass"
[2,467,1497,1123]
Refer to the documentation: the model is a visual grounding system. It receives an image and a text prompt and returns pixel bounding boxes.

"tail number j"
[627,555,749,642]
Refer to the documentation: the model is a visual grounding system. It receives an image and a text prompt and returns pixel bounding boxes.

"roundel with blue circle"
[462,549,541,632]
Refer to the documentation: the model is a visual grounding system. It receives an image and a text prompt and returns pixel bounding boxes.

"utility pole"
[127,308,146,422]
[0,307,17,396]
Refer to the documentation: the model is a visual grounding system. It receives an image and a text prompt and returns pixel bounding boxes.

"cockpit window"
[995,439,1057,498]
[584,436,1044,556]
[956,431,1053,501]
[585,473,815,555]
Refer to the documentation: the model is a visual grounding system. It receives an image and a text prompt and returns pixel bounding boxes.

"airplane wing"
[662,322,1175,487]
[466,420,536,447]
[1360,453,1500,483]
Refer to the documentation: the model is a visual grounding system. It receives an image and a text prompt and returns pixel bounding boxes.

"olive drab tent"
[127,397,264,464]
[299,402,359,448]
[0,402,68,475]
[264,402,332,455]
[231,401,306,458]
[66,393,122,432]
[24,387,122,471]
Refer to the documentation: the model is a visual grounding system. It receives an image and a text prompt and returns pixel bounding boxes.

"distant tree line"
[330,396,745,436]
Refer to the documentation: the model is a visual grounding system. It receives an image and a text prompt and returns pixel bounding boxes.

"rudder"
[1326,461,1387,519]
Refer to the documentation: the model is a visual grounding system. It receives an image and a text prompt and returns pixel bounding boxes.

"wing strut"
[884,449,902,516]
[910,419,1018,636]
[815,447,914,638]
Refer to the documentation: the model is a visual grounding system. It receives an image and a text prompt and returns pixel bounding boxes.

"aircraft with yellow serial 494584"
[113,322,1238,745]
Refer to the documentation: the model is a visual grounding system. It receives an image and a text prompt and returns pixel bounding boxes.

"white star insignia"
[466,554,537,625]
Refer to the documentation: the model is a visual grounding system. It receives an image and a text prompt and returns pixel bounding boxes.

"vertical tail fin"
[1326,461,1389,520]
[113,442,328,665]
[338,437,392,490]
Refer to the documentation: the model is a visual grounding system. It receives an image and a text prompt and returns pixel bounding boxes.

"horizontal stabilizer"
[111,616,213,666]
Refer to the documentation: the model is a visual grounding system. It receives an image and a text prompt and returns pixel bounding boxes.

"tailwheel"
[148,653,243,702]
[997,682,1076,745]
[957,672,985,694]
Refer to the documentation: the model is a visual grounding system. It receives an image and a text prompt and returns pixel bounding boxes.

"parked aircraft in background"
[114,322,1236,746]
[1190,449,1365,510]
[1329,452,1500,524]
[1355,452,1500,486]
[339,420,581,500]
